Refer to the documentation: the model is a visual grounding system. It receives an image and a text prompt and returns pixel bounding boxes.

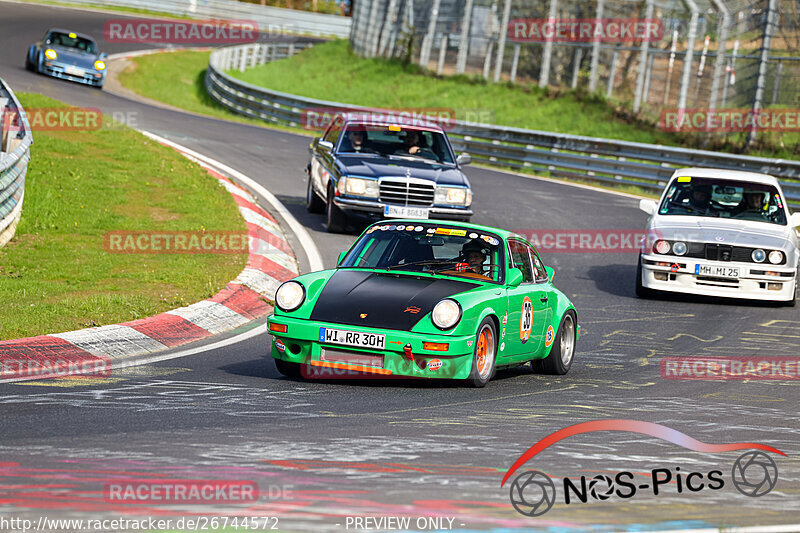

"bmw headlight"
[340,176,378,198]
[434,186,472,206]
[44,48,57,60]
[672,241,687,256]
[654,240,671,254]
[275,281,305,312]
[769,250,784,265]
[752,249,766,263]
[431,299,462,330]
[94,60,106,71]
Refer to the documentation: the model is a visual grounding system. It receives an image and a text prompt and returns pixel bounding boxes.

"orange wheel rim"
[476,329,490,373]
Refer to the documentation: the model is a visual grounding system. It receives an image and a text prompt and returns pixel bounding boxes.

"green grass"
[0,93,248,340]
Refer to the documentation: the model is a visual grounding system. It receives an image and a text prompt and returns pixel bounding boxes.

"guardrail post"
[456,0,474,74]
[748,0,777,145]
[588,0,604,92]
[419,0,441,67]
[539,0,558,88]
[437,35,448,75]
[771,59,783,105]
[633,0,654,112]
[571,48,583,89]
[482,40,494,80]
[511,44,521,83]
[606,47,619,99]
[643,53,655,104]
[677,0,699,112]
[708,0,730,113]
[238,46,248,72]
[493,0,512,82]
[379,0,399,57]
[366,0,383,58]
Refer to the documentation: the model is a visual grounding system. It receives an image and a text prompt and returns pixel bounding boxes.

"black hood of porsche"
[309,270,479,330]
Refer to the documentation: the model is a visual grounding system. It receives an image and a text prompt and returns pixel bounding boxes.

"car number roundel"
[520,296,533,344]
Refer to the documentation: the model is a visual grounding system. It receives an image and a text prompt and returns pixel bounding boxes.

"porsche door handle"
[540,296,548,303]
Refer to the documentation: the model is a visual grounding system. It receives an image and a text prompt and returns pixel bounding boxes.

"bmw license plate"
[384,205,429,219]
[65,66,85,77]
[319,327,386,350]
[695,264,739,278]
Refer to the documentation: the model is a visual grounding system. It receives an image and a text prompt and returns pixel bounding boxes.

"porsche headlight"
[654,240,671,254]
[672,241,687,256]
[431,299,461,330]
[768,250,784,265]
[340,176,378,198]
[434,186,472,206]
[94,60,106,71]
[752,249,766,263]
[44,48,57,60]
[275,281,305,312]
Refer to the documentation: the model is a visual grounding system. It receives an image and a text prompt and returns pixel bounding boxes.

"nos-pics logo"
[501,420,783,517]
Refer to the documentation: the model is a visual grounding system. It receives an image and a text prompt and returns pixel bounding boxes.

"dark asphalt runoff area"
[0,2,798,531]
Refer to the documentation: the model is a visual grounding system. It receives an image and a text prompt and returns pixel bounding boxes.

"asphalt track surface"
[1,2,799,531]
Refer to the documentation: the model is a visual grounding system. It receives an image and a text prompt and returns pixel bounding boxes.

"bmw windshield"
[340,223,504,283]
[658,177,787,225]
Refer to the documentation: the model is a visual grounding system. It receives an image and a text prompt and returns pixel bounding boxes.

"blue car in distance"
[26,28,107,89]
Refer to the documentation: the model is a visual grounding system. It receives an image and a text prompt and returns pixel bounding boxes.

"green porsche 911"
[266,220,579,387]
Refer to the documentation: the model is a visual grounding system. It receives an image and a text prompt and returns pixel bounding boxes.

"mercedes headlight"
[752,249,766,263]
[340,176,378,198]
[434,186,472,206]
[275,281,305,312]
[431,299,462,330]
[672,241,687,256]
[768,250,784,265]
[94,60,106,70]
[44,48,57,60]
[654,240,671,254]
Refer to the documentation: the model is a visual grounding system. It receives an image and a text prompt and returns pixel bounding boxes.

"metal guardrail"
[205,43,800,205]
[44,0,351,37]
[0,79,32,248]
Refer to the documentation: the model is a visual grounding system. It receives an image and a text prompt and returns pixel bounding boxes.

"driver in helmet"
[461,240,489,275]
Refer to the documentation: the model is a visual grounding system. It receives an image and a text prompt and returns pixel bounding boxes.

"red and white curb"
[0,134,301,382]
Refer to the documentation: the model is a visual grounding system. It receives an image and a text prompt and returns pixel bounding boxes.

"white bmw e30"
[637,168,800,305]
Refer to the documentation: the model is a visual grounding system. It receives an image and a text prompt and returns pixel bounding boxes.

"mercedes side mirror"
[318,140,334,151]
[456,153,471,166]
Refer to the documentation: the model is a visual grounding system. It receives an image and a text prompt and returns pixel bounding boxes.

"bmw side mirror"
[318,139,334,151]
[639,199,657,216]
[790,212,800,227]
[337,251,347,265]
[456,153,471,166]
[507,268,523,288]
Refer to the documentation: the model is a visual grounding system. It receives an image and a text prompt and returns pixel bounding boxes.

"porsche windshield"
[337,124,455,164]
[47,32,97,54]
[658,178,787,225]
[340,224,504,283]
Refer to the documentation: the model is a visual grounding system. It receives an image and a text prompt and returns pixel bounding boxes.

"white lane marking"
[51,325,168,358]
[167,300,250,335]
[140,131,324,273]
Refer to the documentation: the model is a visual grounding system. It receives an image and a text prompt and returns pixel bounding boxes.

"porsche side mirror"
[318,140,334,151]
[456,153,471,166]
[99,52,108,59]
[507,268,523,287]
[639,199,658,215]
[337,251,347,265]
[789,212,800,228]
[545,266,555,281]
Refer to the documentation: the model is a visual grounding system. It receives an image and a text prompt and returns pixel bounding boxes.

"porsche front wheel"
[467,318,497,387]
